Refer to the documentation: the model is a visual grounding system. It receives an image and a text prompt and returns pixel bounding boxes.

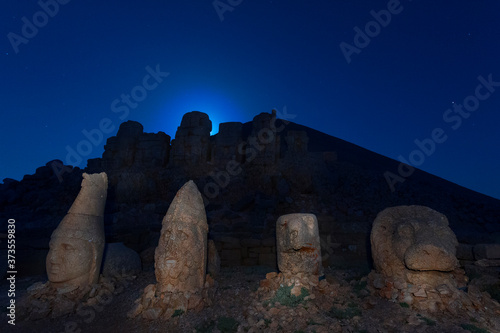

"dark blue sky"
[1,0,499,199]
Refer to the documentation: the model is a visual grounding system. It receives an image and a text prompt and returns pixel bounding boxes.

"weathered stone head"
[369,206,500,317]
[276,213,322,276]
[371,205,459,285]
[155,180,208,293]
[46,172,107,290]
[128,180,214,319]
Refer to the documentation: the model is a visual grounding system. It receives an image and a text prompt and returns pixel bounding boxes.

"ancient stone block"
[135,132,170,167]
[241,238,261,247]
[220,236,241,249]
[170,111,212,166]
[456,243,475,261]
[102,121,143,170]
[247,111,280,165]
[474,259,500,267]
[261,237,276,247]
[213,122,243,163]
[474,243,500,260]
[243,257,259,266]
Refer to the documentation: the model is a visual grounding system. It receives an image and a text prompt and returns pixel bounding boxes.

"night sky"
[1,0,499,199]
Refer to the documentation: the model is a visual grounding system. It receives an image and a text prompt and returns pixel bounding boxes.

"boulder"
[102,242,142,278]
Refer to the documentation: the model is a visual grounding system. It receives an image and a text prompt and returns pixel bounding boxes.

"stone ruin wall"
[88,111,312,172]
[85,111,336,270]
[4,110,499,280]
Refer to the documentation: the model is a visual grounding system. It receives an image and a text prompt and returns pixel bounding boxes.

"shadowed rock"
[247,111,280,165]
[102,242,141,278]
[102,121,144,170]
[170,111,212,166]
[213,122,243,164]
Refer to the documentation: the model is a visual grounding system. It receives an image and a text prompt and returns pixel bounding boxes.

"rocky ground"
[1,266,499,333]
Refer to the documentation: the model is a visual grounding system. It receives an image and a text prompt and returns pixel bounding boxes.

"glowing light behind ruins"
[1,1,500,199]
[160,88,245,135]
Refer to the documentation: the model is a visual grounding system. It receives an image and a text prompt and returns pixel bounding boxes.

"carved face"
[46,236,94,288]
[392,218,458,272]
[279,216,318,251]
[371,206,459,280]
[155,224,205,291]
[276,214,322,275]
[163,228,193,279]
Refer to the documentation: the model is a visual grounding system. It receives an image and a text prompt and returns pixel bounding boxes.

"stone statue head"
[47,215,105,289]
[154,180,208,293]
[371,205,458,282]
[276,213,322,276]
[46,172,107,290]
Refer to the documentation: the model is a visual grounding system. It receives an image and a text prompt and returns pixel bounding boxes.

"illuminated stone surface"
[47,172,107,290]
[155,180,208,293]
[19,173,133,320]
[130,180,215,320]
[276,213,322,277]
[368,205,500,322]
[371,205,458,285]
